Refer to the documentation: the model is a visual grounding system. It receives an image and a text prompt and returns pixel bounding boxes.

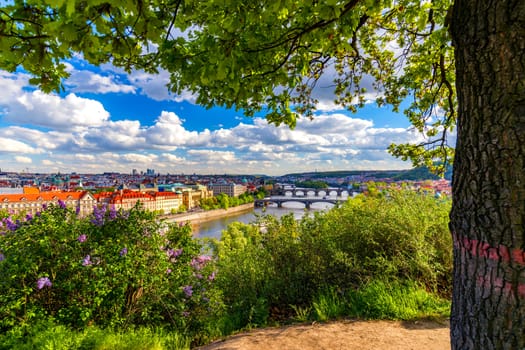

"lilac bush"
[0,202,223,334]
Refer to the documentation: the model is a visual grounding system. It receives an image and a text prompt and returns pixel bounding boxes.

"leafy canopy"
[0,0,455,173]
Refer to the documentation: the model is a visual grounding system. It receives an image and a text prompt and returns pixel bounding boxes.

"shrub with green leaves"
[0,202,222,335]
[212,190,452,327]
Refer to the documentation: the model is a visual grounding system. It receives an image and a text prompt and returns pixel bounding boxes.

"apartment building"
[94,189,184,214]
[208,183,247,197]
[94,190,156,212]
[0,189,96,217]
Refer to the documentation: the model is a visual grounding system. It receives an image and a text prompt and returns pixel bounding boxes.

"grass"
[307,280,450,323]
[0,322,191,350]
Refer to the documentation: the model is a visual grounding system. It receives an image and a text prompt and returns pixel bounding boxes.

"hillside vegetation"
[0,190,452,349]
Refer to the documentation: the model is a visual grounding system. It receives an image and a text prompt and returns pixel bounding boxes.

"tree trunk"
[449,0,525,349]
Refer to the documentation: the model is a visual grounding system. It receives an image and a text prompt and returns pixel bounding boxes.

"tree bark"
[449,0,525,349]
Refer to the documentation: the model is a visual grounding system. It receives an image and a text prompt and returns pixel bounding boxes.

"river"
[192,201,339,240]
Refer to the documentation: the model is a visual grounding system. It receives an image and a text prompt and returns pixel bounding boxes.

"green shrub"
[212,190,452,328]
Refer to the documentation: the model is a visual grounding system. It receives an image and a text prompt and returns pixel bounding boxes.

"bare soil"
[196,319,450,350]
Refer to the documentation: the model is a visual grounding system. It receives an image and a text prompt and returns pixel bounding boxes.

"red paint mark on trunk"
[452,232,525,266]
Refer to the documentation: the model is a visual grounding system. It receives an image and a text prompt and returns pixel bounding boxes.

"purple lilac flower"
[77,234,87,243]
[182,311,190,317]
[166,268,172,274]
[75,205,81,216]
[109,205,117,220]
[182,285,193,297]
[167,248,183,259]
[190,255,212,270]
[195,273,203,279]
[179,221,185,227]
[208,271,216,281]
[91,205,106,226]
[0,253,5,262]
[42,204,47,210]
[57,200,66,209]
[119,247,128,256]
[25,213,33,222]
[36,277,52,289]
[82,255,92,266]
[4,217,18,231]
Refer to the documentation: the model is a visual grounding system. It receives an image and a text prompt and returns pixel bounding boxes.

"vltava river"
[192,202,335,240]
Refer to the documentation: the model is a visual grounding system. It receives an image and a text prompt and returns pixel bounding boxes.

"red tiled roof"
[0,191,92,203]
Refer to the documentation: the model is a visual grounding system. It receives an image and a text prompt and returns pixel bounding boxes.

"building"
[94,189,185,214]
[180,184,213,210]
[94,190,156,212]
[150,191,183,214]
[208,183,247,197]
[0,189,96,217]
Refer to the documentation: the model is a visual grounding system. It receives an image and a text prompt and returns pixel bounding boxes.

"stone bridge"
[255,196,347,209]
[273,187,356,197]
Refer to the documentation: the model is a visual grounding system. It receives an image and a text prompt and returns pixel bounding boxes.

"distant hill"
[283,166,452,181]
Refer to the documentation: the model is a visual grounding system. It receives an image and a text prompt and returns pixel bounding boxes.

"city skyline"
[0,57,426,176]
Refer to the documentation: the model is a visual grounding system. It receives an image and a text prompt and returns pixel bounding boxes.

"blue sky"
[0,58,424,176]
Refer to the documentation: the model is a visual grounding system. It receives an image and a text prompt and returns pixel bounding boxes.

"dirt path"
[196,319,450,350]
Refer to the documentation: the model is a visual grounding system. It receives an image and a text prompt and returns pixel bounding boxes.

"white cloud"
[14,156,32,163]
[0,137,41,154]
[145,111,211,147]
[121,153,159,164]
[0,72,110,131]
[64,64,136,94]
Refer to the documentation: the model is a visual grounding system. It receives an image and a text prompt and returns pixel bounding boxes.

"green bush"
[0,203,222,337]
[212,190,452,327]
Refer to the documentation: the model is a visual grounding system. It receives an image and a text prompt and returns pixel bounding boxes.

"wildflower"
[25,213,33,222]
[195,273,203,279]
[82,255,92,266]
[182,311,190,317]
[77,234,87,243]
[36,277,52,289]
[182,285,193,297]
[166,268,172,274]
[75,205,80,216]
[0,253,5,262]
[119,247,128,256]
[58,200,66,209]
[42,204,47,210]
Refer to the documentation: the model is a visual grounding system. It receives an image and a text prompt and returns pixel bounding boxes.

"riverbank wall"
[161,203,254,224]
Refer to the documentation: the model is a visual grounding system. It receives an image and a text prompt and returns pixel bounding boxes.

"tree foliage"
[0,0,454,174]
